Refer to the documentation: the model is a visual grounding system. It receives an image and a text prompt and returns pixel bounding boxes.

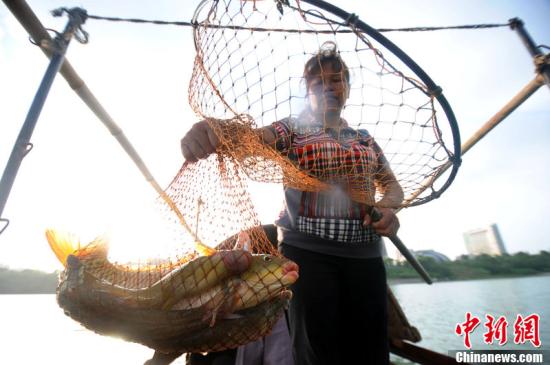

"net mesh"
[184,0,456,210]
[50,0,459,356]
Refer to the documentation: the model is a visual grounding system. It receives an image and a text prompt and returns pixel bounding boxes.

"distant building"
[463,223,507,256]
[413,249,451,263]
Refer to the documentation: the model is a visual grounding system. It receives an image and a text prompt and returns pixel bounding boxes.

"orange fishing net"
[185,0,458,209]
[170,0,459,250]
[50,0,460,359]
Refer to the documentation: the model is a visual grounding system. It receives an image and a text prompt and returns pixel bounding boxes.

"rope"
[87,14,352,34]
[86,13,511,33]
[87,14,196,27]
[377,23,510,32]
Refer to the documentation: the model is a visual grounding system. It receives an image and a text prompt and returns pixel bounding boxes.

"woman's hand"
[363,207,400,237]
[180,120,220,162]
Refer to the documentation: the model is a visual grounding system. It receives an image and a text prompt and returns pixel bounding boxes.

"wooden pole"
[0,6,86,232]
[461,74,545,155]
[1,0,200,244]
[402,73,544,207]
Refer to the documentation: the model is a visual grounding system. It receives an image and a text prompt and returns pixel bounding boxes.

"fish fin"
[195,240,217,256]
[233,231,252,251]
[220,313,244,320]
[205,290,226,327]
[204,280,242,327]
[45,229,80,267]
[209,309,218,328]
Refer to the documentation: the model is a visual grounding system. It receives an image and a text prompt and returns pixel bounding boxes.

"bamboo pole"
[0,6,86,234]
[2,0,158,190]
[2,0,200,244]
[402,73,545,208]
[461,74,545,155]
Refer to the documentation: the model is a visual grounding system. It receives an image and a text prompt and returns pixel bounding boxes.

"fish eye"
[263,256,272,262]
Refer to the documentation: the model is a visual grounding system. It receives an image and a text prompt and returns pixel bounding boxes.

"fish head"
[57,254,83,296]
[237,254,299,306]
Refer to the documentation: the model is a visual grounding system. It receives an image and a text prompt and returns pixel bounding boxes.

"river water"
[390,275,549,363]
[0,275,548,364]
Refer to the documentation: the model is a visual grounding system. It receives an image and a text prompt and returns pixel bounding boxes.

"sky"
[0,0,549,272]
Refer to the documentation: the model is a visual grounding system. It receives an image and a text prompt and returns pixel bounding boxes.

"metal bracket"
[0,218,9,236]
[275,0,290,15]
[534,53,550,74]
[0,7,88,232]
[509,17,550,89]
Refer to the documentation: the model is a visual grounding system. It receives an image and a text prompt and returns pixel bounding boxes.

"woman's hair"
[303,41,350,88]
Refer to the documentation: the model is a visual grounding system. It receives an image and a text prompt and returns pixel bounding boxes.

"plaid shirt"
[273,114,380,244]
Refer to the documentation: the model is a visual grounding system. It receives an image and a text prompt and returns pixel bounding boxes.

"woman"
[181,42,402,365]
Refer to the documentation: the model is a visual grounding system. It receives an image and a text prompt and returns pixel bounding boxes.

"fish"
[58,274,292,355]
[45,229,299,354]
[169,247,299,326]
[46,230,260,309]
[168,231,298,323]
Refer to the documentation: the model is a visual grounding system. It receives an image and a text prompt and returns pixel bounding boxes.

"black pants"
[280,244,389,365]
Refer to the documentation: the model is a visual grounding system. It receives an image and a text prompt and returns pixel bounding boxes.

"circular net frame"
[182,0,457,215]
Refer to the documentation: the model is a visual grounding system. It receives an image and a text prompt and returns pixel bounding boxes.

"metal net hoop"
[184,0,459,211]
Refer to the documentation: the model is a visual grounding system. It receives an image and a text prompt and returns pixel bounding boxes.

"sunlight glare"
[106,199,195,264]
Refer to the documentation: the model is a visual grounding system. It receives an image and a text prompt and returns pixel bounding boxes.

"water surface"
[1,275,548,364]
[390,275,549,357]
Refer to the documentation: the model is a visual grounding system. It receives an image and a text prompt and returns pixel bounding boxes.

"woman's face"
[307,62,349,116]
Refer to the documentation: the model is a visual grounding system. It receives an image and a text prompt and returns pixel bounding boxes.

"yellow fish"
[46,229,298,322]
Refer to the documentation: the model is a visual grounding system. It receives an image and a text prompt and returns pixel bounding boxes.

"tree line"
[0,266,58,294]
[386,251,550,281]
[1,251,549,293]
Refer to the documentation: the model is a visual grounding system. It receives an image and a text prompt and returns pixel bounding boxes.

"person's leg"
[262,316,295,365]
[280,244,341,365]
[340,256,389,365]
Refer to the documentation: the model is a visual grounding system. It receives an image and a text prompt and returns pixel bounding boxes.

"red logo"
[455,313,541,348]
[484,315,508,345]
[455,312,481,349]
[513,313,541,347]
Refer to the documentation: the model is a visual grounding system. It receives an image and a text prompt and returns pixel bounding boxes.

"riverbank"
[1,267,549,294]
[388,271,550,285]
[385,251,550,283]
[2,248,549,293]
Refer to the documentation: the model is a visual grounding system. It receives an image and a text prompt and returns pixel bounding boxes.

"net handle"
[369,208,432,284]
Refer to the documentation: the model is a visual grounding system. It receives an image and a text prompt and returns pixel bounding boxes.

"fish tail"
[45,229,80,267]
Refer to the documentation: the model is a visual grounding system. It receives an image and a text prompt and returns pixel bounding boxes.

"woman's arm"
[358,138,403,237]
[360,140,403,236]
[372,140,404,209]
[257,125,278,147]
[181,120,279,162]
